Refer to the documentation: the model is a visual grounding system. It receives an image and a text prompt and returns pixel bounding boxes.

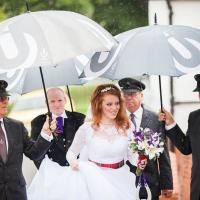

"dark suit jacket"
[0,117,51,200]
[31,110,85,168]
[166,109,200,200]
[127,108,173,199]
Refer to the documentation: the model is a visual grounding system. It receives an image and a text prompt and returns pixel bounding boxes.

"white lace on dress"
[67,122,137,166]
[28,122,138,200]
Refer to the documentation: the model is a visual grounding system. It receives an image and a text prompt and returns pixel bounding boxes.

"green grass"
[67,85,95,114]
[67,79,116,114]
[6,102,15,116]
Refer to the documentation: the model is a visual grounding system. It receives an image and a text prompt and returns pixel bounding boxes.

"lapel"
[140,108,151,129]
[63,111,74,140]
[3,117,15,162]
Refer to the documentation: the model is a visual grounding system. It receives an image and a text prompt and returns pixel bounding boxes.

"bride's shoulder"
[76,121,93,140]
[126,126,134,138]
[79,121,93,130]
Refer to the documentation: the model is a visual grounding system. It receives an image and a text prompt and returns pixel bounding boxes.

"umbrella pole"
[25,0,31,12]
[158,75,164,112]
[66,85,74,112]
[158,75,166,133]
[39,67,51,116]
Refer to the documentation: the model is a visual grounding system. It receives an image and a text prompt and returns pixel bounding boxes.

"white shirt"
[165,122,176,130]
[127,106,143,131]
[52,112,68,123]
[0,118,8,152]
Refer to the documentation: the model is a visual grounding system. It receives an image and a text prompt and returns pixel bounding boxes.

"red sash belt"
[89,159,124,169]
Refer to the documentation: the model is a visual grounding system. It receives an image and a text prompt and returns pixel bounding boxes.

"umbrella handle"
[158,75,166,134]
[48,112,52,125]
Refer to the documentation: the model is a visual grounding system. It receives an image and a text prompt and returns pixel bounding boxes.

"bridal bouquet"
[129,128,164,200]
[129,127,164,161]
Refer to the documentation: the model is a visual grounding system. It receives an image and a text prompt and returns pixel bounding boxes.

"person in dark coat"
[159,74,200,200]
[0,80,55,200]
[119,77,173,200]
[31,87,85,168]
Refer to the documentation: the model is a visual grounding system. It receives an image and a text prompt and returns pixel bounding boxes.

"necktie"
[56,116,64,134]
[0,121,7,163]
[130,113,137,131]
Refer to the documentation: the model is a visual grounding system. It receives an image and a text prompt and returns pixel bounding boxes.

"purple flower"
[130,128,164,160]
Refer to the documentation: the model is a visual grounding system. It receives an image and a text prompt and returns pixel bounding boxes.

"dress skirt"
[28,157,137,200]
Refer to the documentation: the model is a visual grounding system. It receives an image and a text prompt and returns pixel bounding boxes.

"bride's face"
[101,94,120,122]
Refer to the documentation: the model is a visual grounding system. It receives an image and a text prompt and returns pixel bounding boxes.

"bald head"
[47,88,66,116]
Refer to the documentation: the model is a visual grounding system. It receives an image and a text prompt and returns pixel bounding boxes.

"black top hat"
[0,80,10,97]
[193,74,200,92]
[118,77,145,93]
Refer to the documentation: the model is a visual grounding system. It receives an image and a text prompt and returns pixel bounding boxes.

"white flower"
[129,127,164,160]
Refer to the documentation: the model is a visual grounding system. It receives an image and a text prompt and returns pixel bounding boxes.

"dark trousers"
[1,189,7,200]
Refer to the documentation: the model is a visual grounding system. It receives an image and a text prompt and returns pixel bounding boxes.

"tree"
[0,0,148,34]
[91,0,148,35]
[0,0,93,20]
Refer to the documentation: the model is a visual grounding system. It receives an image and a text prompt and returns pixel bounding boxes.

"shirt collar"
[52,112,67,119]
[134,106,143,119]
[0,118,4,127]
[127,105,143,119]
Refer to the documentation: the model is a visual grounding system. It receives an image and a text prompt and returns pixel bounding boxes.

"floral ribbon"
[136,172,152,200]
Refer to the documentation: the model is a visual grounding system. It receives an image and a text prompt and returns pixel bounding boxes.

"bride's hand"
[70,159,79,171]
[138,158,147,170]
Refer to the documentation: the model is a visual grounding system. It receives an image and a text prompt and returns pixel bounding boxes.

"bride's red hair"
[91,84,130,131]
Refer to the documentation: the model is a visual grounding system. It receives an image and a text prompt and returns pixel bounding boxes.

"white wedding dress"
[28,122,138,200]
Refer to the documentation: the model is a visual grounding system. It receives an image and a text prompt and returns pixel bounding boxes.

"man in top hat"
[31,87,85,168]
[159,74,200,200]
[0,80,55,200]
[119,77,173,200]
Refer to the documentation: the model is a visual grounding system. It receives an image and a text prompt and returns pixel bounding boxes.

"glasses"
[0,96,9,102]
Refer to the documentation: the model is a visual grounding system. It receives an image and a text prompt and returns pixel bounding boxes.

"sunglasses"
[0,96,9,102]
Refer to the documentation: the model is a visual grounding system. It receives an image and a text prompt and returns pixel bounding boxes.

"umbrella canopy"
[80,25,200,79]
[0,10,116,113]
[0,59,86,94]
[79,25,200,113]
[0,10,116,73]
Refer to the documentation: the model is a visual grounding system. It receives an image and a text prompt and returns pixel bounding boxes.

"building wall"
[148,1,200,199]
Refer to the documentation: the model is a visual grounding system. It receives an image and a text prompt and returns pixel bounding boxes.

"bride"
[28,84,147,200]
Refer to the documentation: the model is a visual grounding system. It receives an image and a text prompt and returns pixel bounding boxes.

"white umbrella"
[0,59,85,94]
[81,25,200,79]
[0,10,116,112]
[0,10,115,72]
[0,59,86,111]
[80,24,200,110]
